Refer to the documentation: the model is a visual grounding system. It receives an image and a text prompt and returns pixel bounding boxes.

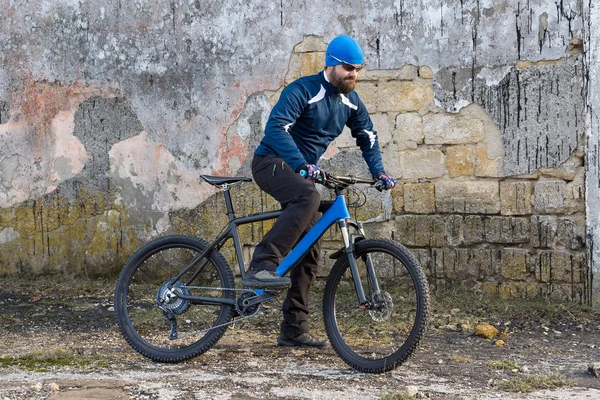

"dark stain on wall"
[0,101,9,124]
[435,56,586,176]
[58,96,143,197]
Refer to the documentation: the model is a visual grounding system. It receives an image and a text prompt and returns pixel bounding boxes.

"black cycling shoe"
[242,270,291,287]
[277,333,328,349]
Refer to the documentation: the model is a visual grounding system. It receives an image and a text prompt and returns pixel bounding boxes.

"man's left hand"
[376,172,396,190]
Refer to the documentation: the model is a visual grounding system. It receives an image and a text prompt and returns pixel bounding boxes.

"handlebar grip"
[374,180,385,192]
[299,168,326,184]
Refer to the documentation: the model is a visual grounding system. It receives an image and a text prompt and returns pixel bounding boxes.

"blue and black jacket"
[254,70,385,177]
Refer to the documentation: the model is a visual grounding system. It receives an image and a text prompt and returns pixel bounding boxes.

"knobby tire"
[323,239,430,373]
[114,235,234,362]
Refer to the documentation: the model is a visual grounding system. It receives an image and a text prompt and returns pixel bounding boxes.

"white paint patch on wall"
[476,66,513,87]
[49,110,88,183]
[0,227,20,244]
[0,107,89,207]
[109,131,214,212]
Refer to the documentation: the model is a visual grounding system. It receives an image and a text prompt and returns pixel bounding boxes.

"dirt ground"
[1,279,600,400]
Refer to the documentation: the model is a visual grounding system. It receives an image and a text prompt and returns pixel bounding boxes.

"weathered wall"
[0,1,594,302]
[586,1,600,305]
[238,38,587,304]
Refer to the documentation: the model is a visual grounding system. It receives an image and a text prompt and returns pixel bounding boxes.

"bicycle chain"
[170,286,264,341]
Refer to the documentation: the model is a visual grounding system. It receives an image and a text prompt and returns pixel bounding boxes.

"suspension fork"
[339,219,369,306]
[340,219,381,307]
[355,220,381,294]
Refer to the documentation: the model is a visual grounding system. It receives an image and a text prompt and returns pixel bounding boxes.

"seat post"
[221,185,236,221]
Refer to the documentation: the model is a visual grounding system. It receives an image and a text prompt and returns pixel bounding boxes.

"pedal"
[242,270,291,288]
[244,291,277,307]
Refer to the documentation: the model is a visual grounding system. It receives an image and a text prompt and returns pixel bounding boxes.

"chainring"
[156,281,191,315]
[235,290,261,317]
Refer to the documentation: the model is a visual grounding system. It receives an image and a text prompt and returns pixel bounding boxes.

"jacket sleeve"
[346,97,385,177]
[261,83,308,171]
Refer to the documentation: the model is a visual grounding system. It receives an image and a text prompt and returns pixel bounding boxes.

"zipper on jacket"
[323,95,340,131]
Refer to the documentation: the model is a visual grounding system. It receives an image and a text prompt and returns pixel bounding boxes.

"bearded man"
[243,35,396,348]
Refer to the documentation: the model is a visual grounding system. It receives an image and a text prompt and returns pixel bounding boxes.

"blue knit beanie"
[325,35,364,66]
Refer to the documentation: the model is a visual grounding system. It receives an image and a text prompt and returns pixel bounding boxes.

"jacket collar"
[320,70,340,94]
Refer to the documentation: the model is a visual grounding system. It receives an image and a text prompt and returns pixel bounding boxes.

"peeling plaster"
[58,95,145,198]
[0,0,594,299]
[0,227,20,244]
[109,131,213,212]
[0,1,586,184]
[0,84,104,207]
[224,92,271,177]
[435,56,585,176]
[585,0,599,306]
[50,110,88,182]
[476,66,514,87]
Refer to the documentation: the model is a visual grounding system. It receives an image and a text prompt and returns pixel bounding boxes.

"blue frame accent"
[276,195,350,277]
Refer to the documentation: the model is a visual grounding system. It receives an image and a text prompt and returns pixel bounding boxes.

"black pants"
[250,155,321,337]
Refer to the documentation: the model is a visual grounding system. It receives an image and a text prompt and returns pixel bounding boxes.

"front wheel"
[114,235,235,362]
[323,239,430,373]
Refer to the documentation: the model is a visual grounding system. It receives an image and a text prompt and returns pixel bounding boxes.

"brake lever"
[317,171,327,185]
[374,180,385,192]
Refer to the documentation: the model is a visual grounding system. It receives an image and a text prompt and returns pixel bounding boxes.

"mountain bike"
[114,173,430,373]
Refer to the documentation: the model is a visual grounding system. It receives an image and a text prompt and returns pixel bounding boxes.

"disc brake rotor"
[368,290,393,322]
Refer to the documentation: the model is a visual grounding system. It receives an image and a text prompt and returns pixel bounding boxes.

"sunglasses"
[328,54,364,72]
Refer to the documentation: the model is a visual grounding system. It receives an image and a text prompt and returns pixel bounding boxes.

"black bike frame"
[169,180,378,308]
[167,197,282,304]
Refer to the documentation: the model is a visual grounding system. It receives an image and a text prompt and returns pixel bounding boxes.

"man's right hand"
[297,164,323,182]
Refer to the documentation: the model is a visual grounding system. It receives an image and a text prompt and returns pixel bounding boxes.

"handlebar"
[300,170,384,192]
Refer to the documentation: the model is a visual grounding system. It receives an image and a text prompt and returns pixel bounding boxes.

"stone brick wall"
[0,2,593,304]
[242,36,588,303]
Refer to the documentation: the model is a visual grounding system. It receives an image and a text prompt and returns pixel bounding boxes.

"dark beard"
[337,78,356,94]
[330,72,356,94]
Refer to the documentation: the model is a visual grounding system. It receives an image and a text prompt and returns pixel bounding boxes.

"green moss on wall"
[0,188,138,278]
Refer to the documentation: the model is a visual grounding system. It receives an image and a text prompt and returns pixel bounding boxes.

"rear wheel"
[323,239,429,373]
[114,235,234,362]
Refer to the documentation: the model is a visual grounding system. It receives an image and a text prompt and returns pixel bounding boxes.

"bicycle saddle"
[200,175,252,186]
